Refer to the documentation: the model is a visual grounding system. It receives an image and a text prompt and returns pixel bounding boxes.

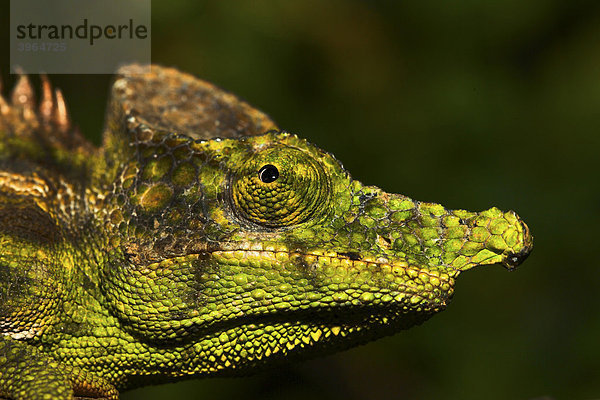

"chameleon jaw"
[191,307,433,376]
[118,307,432,387]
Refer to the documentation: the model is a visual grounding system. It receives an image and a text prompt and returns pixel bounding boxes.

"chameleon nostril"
[502,246,532,270]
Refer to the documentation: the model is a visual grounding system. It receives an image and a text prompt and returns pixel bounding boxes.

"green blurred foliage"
[1,1,600,399]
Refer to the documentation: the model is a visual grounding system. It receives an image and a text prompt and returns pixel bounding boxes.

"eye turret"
[232,147,330,227]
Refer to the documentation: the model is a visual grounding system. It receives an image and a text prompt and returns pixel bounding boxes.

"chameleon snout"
[475,208,533,271]
[359,191,534,273]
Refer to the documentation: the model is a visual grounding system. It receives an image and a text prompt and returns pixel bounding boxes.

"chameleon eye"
[232,147,330,227]
[258,164,279,183]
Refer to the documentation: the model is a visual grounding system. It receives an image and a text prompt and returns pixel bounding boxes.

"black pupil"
[258,164,279,183]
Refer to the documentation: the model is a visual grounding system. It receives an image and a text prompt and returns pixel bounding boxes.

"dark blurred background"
[1,1,600,399]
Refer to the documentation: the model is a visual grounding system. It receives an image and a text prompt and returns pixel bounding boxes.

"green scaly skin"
[0,65,533,399]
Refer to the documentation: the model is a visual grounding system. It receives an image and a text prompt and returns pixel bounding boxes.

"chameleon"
[0,64,532,399]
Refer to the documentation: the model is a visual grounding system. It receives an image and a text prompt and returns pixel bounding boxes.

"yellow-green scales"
[0,65,532,399]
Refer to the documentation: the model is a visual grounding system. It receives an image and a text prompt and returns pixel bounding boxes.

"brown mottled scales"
[0,65,533,399]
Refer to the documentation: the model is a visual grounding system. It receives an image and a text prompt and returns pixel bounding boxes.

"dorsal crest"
[0,72,93,158]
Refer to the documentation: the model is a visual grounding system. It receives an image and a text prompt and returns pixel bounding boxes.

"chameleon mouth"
[206,238,460,275]
[205,246,457,303]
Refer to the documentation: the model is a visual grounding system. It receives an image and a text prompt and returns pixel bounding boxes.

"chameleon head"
[97,65,533,376]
